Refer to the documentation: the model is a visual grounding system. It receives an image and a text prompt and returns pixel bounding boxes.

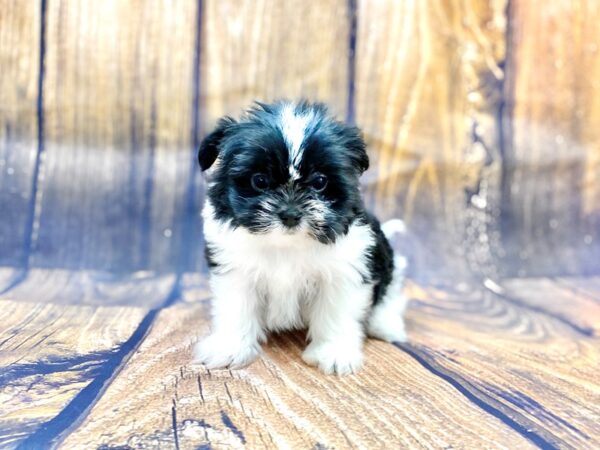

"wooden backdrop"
[1,0,599,282]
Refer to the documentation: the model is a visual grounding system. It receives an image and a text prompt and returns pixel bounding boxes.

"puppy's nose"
[278,208,302,228]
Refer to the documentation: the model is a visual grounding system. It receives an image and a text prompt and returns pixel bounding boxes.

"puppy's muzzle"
[278,207,302,228]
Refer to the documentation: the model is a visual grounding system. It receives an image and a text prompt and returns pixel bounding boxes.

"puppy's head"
[199,101,368,243]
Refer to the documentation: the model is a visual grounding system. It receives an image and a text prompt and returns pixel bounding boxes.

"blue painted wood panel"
[25,1,202,274]
[0,3,41,270]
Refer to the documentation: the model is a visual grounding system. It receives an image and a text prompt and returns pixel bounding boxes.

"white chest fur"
[202,201,375,332]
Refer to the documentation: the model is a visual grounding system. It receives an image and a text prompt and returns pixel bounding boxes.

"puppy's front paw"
[302,340,363,375]
[193,333,260,369]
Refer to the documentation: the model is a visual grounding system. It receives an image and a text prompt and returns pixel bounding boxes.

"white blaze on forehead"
[279,103,314,178]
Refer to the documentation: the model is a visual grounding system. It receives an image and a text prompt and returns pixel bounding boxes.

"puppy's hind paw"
[367,319,407,343]
[193,333,260,369]
[302,340,363,375]
[367,302,408,344]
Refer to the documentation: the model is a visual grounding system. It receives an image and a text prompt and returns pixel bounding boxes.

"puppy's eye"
[251,173,269,192]
[311,174,328,192]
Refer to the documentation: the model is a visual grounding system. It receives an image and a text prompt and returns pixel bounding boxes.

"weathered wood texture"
[201,0,351,124]
[556,276,600,301]
[58,278,600,449]
[1,0,598,278]
[355,0,507,281]
[0,268,176,307]
[30,0,199,273]
[502,0,600,277]
[1,0,600,448]
[0,267,180,448]
[0,299,147,448]
[0,1,40,267]
[410,280,600,448]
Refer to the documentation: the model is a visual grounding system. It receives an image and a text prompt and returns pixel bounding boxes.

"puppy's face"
[198,102,369,243]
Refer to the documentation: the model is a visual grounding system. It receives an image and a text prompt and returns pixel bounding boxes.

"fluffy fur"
[194,101,407,375]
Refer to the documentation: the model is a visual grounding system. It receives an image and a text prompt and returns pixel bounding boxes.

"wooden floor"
[1,269,599,449]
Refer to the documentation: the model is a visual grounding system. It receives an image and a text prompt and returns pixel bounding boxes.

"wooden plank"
[408,279,600,448]
[0,1,40,266]
[0,299,147,448]
[501,0,600,277]
[555,276,600,302]
[355,0,507,281]
[202,0,351,123]
[30,0,198,272]
[501,277,600,335]
[0,267,24,293]
[1,268,176,307]
[62,300,539,449]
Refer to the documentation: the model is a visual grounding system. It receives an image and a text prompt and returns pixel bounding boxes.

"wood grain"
[202,0,351,124]
[0,299,146,448]
[555,276,600,301]
[1,268,176,307]
[501,277,600,335]
[355,0,508,281]
[408,279,600,448]
[1,1,600,449]
[29,0,199,273]
[61,297,539,449]
[501,0,600,277]
[0,1,40,267]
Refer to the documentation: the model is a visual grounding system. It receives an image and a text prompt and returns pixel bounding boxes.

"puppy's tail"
[381,218,407,238]
[381,218,408,280]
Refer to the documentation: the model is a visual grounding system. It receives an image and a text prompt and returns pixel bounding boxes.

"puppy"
[194,101,407,375]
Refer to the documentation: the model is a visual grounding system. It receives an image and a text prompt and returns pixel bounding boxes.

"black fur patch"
[363,212,395,305]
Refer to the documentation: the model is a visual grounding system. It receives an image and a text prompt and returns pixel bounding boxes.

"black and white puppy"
[194,101,407,375]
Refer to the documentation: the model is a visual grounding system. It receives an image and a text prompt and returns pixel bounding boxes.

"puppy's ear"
[198,117,236,171]
[345,126,369,174]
